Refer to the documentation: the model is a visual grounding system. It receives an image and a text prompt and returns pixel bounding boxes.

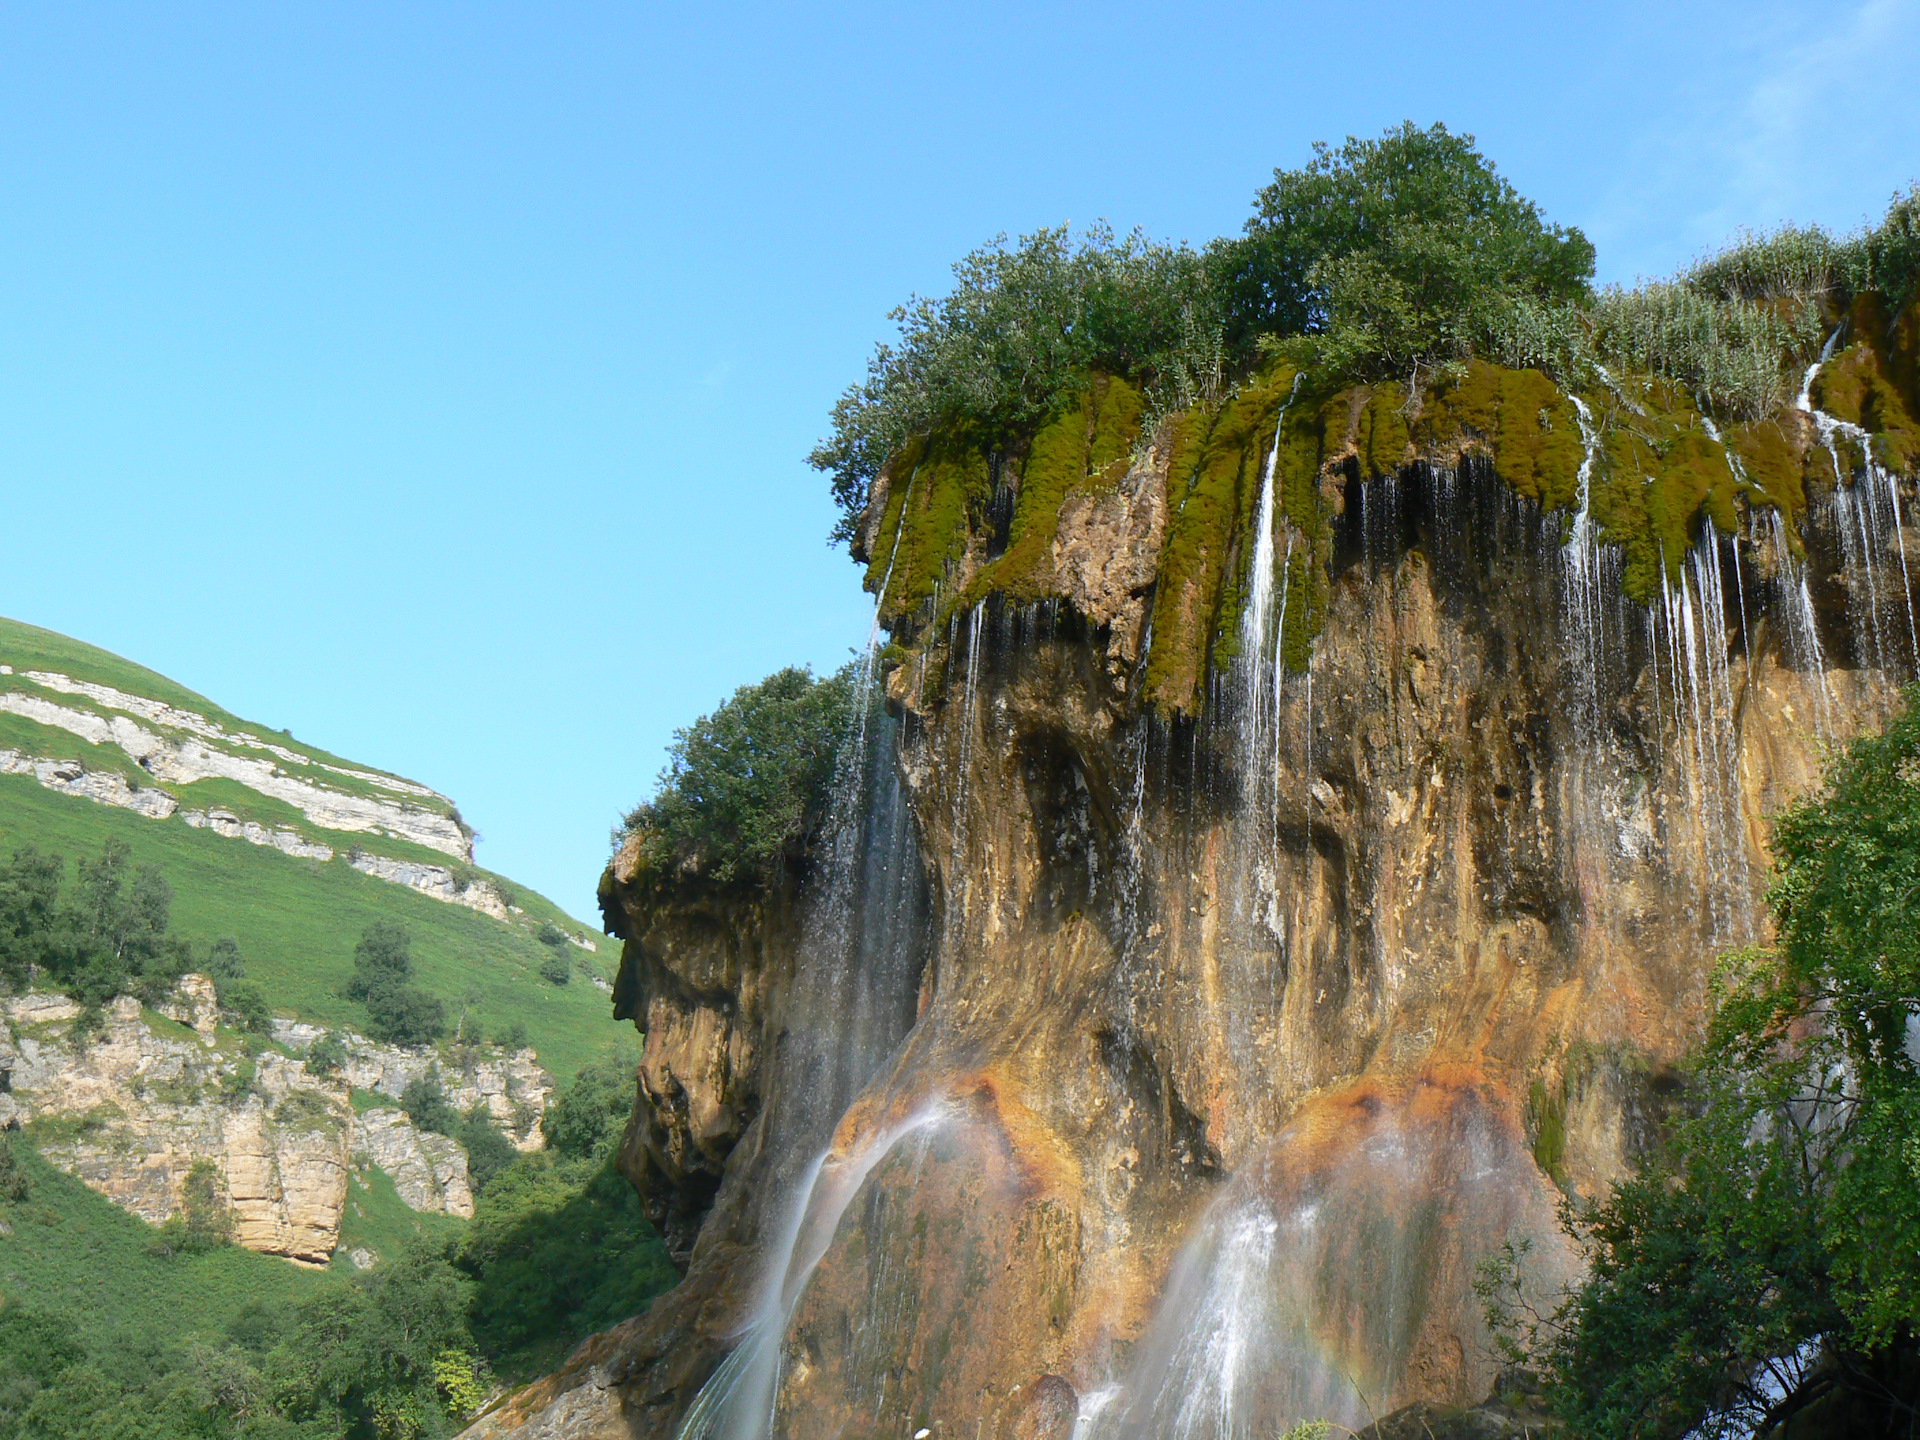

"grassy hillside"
[0,1143,322,1352]
[0,615,624,1084]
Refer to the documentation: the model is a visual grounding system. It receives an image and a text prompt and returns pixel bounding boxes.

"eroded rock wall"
[497,439,1913,1440]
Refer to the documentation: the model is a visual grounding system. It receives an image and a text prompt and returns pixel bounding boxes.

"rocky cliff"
[479,311,1920,1439]
[1,983,552,1263]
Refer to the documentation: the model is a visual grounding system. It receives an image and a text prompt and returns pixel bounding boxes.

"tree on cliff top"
[620,664,854,888]
[1490,689,1920,1437]
[813,121,1594,541]
[1214,120,1594,373]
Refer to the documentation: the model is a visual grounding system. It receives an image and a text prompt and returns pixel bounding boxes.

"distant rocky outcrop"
[0,982,554,1262]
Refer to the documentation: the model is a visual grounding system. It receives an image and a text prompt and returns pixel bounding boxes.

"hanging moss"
[1814,339,1920,474]
[868,432,995,624]
[865,313,1920,712]
[1355,382,1410,477]
[1411,363,1584,509]
[1141,368,1305,712]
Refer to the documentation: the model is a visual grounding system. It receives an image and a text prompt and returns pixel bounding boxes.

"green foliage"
[348,924,446,1048]
[306,1030,347,1078]
[540,1048,634,1161]
[457,1110,517,1196]
[537,952,570,986]
[535,922,566,949]
[620,665,856,888]
[1492,691,1920,1436]
[399,1078,458,1138]
[148,1159,235,1258]
[1217,122,1593,372]
[0,1177,487,1439]
[0,1137,28,1204]
[811,224,1220,541]
[0,840,197,1006]
[457,1152,675,1377]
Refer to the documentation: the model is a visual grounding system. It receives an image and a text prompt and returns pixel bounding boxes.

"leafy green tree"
[347,923,446,1047]
[1503,690,1920,1436]
[400,1078,459,1137]
[621,665,856,888]
[0,848,62,993]
[1215,121,1594,381]
[537,952,570,986]
[457,1110,517,1196]
[541,1049,635,1161]
[304,1030,347,1078]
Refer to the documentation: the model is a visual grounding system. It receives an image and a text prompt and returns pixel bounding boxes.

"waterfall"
[1562,396,1606,742]
[1647,531,1753,944]
[1799,333,1920,675]
[1757,509,1834,735]
[1237,374,1305,791]
[672,583,935,1439]
[675,1108,948,1440]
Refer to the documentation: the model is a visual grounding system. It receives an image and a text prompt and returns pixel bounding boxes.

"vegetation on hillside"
[1484,690,1920,1436]
[617,665,855,890]
[0,774,614,1081]
[0,1055,673,1439]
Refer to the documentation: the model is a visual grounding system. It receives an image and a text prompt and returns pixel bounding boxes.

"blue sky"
[1,1,1915,922]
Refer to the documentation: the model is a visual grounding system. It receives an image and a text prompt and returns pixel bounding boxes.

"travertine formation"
[476,361,1920,1439]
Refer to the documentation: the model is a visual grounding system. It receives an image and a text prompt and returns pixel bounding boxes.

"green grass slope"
[0,1143,322,1351]
[0,616,622,1083]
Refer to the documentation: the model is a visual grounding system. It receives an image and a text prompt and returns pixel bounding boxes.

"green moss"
[877,305,1920,709]
[1142,368,1301,710]
[867,432,994,623]
[1356,382,1410,477]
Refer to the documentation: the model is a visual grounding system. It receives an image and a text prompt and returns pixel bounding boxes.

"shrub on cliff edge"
[620,664,856,889]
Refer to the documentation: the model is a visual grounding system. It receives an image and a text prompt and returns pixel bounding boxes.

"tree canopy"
[620,664,855,888]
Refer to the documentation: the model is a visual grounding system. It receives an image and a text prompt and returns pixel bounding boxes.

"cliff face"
[2,986,552,1263]
[485,335,1920,1440]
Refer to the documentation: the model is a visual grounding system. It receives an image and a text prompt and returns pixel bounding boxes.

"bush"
[811,224,1220,540]
[500,1021,530,1052]
[459,1109,518,1195]
[305,1029,347,1077]
[620,666,856,889]
[347,922,447,1046]
[536,921,568,948]
[538,952,572,986]
[149,1160,233,1256]
[401,1077,459,1137]
[541,1049,636,1161]
[203,936,246,983]
[215,977,272,1034]
[458,1152,675,1374]
[0,1138,28,1203]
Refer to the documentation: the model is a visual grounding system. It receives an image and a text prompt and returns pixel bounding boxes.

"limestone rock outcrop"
[4,986,552,1262]
[1,992,351,1263]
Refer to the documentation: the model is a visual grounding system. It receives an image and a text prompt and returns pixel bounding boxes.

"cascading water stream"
[674,1107,949,1440]
[1799,331,1920,674]
[1561,395,1607,743]
[674,557,935,1439]
[1237,374,1305,787]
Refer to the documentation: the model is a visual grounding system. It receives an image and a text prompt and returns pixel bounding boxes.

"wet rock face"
[557,456,1911,1440]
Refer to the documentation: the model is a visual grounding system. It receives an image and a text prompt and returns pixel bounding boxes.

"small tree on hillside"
[346,923,446,1047]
